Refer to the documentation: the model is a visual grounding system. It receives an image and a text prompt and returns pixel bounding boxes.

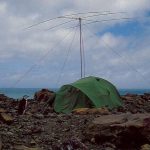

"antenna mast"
[79,18,83,78]
[14,11,133,87]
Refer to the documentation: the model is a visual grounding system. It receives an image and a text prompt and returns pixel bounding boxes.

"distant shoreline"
[0,88,150,99]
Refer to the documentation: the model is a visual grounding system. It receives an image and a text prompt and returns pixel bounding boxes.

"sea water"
[0,88,150,99]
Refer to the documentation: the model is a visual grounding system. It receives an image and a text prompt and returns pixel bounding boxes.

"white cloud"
[100,32,127,48]
[0,2,7,14]
[114,0,150,13]
[0,0,150,88]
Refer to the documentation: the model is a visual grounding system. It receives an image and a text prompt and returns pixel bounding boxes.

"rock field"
[0,93,150,150]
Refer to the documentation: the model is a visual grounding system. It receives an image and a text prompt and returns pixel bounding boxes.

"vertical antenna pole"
[79,18,83,78]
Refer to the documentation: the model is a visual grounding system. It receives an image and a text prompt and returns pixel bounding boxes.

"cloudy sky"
[0,0,150,88]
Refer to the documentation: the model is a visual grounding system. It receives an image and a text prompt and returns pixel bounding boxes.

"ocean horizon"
[0,88,150,99]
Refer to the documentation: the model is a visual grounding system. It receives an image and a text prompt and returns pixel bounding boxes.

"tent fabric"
[54,76,122,114]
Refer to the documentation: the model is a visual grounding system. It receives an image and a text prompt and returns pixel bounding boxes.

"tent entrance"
[64,86,94,110]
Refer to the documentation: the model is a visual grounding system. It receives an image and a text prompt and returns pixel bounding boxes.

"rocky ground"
[0,93,150,150]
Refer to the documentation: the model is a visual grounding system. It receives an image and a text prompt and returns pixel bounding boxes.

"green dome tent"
[54,76,122,114]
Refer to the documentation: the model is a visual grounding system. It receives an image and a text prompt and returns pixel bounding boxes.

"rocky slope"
[0,93,150,150]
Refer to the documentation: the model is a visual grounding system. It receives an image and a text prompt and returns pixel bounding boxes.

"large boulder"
[0,94,8,101]
[34,89,55,103]
[84,113,150,149]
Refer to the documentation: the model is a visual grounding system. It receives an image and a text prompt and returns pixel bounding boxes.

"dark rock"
[144,93,150,96]
[0,137,2,150]
[33,114,44,119]
[34,89,55,103]
[84,113,150,149]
